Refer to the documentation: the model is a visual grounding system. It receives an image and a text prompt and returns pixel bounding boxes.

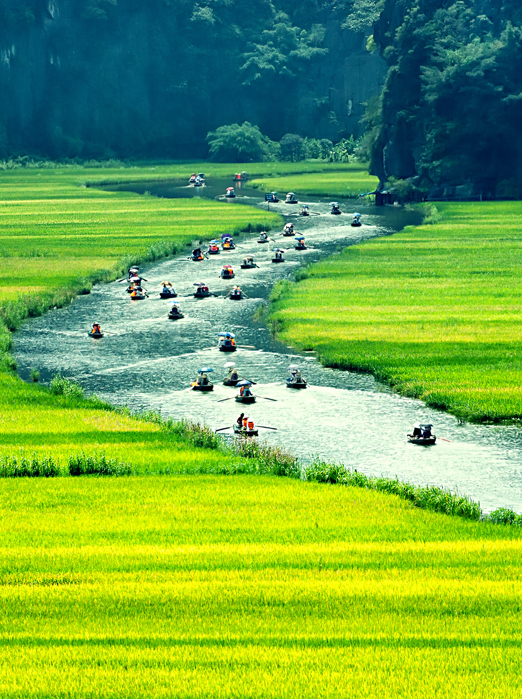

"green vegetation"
[269,201,522,423]
[0,474,520,697]
[251,163,378,197]
[370,0,522,197]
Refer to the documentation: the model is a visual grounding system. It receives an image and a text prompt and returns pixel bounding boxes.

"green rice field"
[250,163,378,198]
[269,201,522,422]
[0,474,520,698]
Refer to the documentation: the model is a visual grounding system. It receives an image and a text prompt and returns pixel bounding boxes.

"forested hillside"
[370,0,522,198]
[0,0,385,159]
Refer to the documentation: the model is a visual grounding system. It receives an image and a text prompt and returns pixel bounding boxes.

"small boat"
[223,362,239,386]
[189,174,196,184]
[295,236,306,250]
[233,423,258,437]
[191,368,214,391]
[235,394,256,404]
[168,302,184,319]
[218,331,236,352]
[208,241,220,255]
[285,192,298,204]
[282,223,295,236]
[351,213,362,227]
[191,248,205,262]
[222,237,236,251]
[330,202,342,215]
[235,378,256,403]
[300,205,310,217]
[193,176,203,187]
[264,192,279,203]
[234,173,242,181]
[407,424,436,445]
[198,173,205,180]
[221,265,235,280]
[240,256,257,269]
[128,266,139,279]
[272,249,285,263]
[130,290,146,300]
[193,283,210,298]
[88,323,103,338]
[286,364,307,388]
[229,286,244,300]
[159,282,176,299]
[225,187,236,198]
[257,232,270,244]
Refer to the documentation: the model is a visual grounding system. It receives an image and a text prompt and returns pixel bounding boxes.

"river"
[13,177,522,513]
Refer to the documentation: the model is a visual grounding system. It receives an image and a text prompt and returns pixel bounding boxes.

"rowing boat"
[235,394,256,404]
[233,424,258,437]
[286,378,307,389]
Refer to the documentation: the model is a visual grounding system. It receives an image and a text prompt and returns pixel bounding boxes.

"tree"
[206,122,270,162]
[279,133,305,161]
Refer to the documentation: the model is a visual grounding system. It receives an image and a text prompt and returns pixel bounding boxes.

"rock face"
[0,0,386,158]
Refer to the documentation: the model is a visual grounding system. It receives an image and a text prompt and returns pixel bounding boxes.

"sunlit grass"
[250,163,378,197]
[0,475,519,697]
[269,201,522,422]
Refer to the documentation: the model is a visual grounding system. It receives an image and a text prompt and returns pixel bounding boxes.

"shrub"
[49,375,85,400]
[0,452,60,477]
[68,451,132,476]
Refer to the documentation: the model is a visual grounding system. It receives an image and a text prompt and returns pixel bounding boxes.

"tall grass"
[250,163,378,197]
[269,201,522,422]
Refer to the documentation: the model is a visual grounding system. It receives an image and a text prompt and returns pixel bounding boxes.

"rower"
[228,366,239,383]
[237,413,245,429]
[91,323,101,334]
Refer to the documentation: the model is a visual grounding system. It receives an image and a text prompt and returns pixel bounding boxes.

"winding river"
[14,177,522,513]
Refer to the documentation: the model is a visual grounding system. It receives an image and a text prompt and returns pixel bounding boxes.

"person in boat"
[91,323,101,334]
[283,223,294,235]
[259,231,268,241]
[192,247,203,259]
[236,413,245,429]
[301,205,310,216]
[422,426,432,439]
[410,424,422,438]
[228,366,239,383]
[162,284,171,294]
[292,369,303,384]
[197,372,209,386]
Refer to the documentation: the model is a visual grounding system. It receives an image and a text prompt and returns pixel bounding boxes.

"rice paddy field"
[0,473,521,698]
[269,201,522,422]
[250,163,379,198]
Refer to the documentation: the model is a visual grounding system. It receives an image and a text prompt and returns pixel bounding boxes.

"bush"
[49,375,85,399]
[68,451,132,476]
[487,507,522,526]
[0,452,60,477]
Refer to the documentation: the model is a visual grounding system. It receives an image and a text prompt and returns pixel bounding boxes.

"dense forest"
[370,0,522,198]
[0,0,384,159]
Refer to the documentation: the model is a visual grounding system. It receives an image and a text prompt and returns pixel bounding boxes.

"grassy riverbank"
[250,163,378,198]
[269,201,522,422]
[0,474,520,698]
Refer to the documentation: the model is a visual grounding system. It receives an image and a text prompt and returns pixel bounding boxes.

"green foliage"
[206,122,274,162]
[279,133,305,161]
[68,451,132,476]
[369,0,522,194]
[344,0,384,33]
[0,451,60,478]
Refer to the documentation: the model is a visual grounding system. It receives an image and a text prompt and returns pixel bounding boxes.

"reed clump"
[68,451,132,476]
[0,451,60,477]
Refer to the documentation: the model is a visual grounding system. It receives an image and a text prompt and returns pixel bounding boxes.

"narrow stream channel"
[14,177,522,513]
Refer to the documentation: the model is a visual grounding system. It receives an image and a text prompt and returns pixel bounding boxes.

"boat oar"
[215,426,232,432]
[258,425,277,430]
[217,397,235,403]
[438,438,451,442]
[238,345,256,349]
[259,396,277,402]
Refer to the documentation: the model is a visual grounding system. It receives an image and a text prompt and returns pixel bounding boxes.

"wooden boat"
[272,251,285,263]
[194,284,210,298]
[219,342,236,352]
[160,289,177,299]
[229,290,243,300]
[408,435,436,445]
[191,253,205,262]
[235,394,256,404]
[407,424,436,445]
[223,378,239,386]
[191,383,214,392]
[241,257,256,269]
[282,229,295,237]
[257,236,269,244]
[222,239,236,250]
[264,192,279,203]
[330,202,342,215]
[208,243,220,255]
[218,332,236,352]
[168,310,184,320]
[225,187,236,198]
[221,266,235,279]
[88,330,103,338]
[130,291,146,300]
[285,192,298,204]
[233,423,258,437]
[295,240,307,250]
[286,378,307,389]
